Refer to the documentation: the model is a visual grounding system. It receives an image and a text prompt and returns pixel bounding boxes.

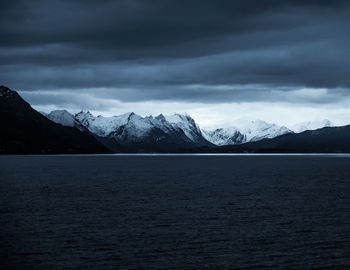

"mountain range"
[208,126,350,153]
[44,110,211,152]
[0,86,110,154]
[202,121,292,146]
[1,86,349,154]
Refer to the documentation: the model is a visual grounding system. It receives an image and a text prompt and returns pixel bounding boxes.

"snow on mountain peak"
[44,108,295,147]
[290,119,333,133]
[165,113,203,142]
[75,110,94,121]
[74,112,134,137]
[240,120,291,142]
[202,127,246,146]
[47,110,76,127]
[202,120,292,145]
[154,113,166,121]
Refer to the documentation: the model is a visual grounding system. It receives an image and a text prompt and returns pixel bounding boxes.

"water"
[1,155,350,269]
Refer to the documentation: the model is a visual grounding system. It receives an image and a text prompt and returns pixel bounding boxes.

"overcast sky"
[1,0,350,128]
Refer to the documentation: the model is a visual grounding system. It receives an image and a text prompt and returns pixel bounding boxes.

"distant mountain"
[47,110,212,152]
[164,113,210,146]
[290,119,333,133]
[47,110,80,128]
[3,85,350,154]
[0,86,111,154]
[209,125,350,153]
[202,127,246,146]
[202,120,292,146]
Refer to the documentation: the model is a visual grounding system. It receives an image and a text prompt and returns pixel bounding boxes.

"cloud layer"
[1,0,350,126]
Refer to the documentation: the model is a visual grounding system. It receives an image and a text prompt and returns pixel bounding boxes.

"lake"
[1,154,350,269]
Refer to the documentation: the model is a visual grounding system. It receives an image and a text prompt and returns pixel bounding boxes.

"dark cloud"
[1,0,350,105]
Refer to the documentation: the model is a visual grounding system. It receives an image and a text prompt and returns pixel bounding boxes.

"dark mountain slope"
[0,86,111,154]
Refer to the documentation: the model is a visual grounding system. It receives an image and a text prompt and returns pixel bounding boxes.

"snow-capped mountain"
[46,110,211,151]
[47,110,293,148]
[202,127,246,146]
[0,86,110,154]
[3,85,350,154]
[202,120,292,146]
[164,113,209,145]
[47,110,79,127]
[240,120,292,142]
[75,111,133,137]
[46,109,339,149]
[290,119,333,133]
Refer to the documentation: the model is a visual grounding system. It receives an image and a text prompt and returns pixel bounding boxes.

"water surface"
[1,155,350,269]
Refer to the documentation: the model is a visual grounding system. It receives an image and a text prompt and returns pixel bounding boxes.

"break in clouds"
[1,0,350,127]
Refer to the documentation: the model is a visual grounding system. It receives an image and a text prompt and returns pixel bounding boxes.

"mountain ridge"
[0,86,111,154]
[215,125,350,153]
[2,85,350,154]
[46,109,213,152]
[202,120,292,146]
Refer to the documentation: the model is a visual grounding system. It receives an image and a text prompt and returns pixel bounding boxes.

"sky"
[1,0,350,129]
